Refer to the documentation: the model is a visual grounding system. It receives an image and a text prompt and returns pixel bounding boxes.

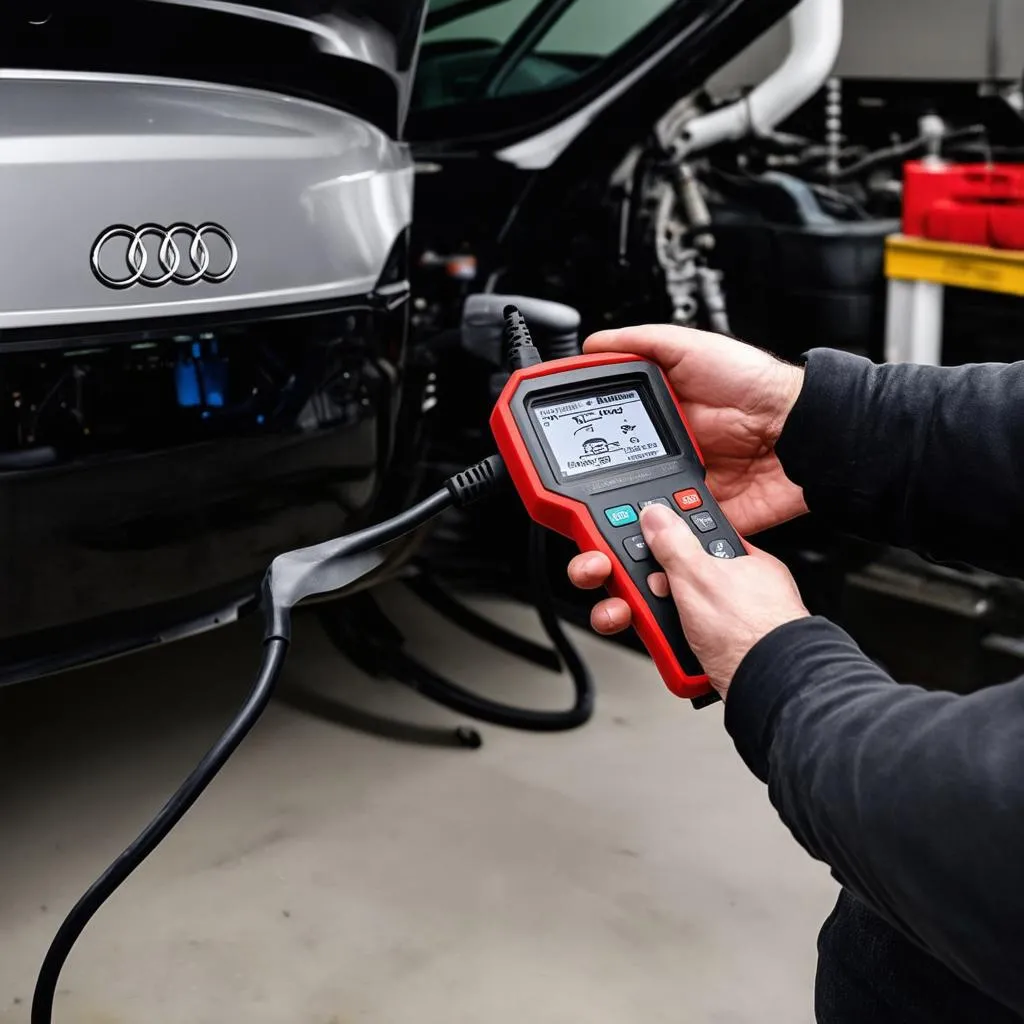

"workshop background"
[2,1,1022,1022]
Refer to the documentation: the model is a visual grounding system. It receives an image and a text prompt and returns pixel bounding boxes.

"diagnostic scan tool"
[491,349,746,703]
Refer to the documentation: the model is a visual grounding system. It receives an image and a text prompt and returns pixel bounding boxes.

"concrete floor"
[0,587,837,1024]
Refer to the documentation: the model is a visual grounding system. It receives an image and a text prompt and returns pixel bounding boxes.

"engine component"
[675,164,731,335]
[825,77,843,181]
[648,163,731,334]
[461,293,581,367]
[651,178,699,326]
[680,0,843,156]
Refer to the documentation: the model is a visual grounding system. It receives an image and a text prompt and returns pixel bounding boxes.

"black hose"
[527,524,596,722]
[540,333,584,361]
[264,488,457,642]
[817,124,986,182]
[392,525,594,732]
[32,637,290,1024]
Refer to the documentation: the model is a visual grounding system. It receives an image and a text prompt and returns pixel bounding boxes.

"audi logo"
[90,222,239,290]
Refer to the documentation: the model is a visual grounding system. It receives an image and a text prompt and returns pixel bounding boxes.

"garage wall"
[712,0,1024,89]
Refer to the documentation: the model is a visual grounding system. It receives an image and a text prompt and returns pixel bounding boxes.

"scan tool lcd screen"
[533,388,668,478]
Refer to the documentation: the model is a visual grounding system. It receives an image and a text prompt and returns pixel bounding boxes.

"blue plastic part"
[175,360,201,408]
[175,338,227,411]
[204,363,226,408]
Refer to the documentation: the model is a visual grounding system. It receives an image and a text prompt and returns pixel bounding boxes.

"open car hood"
[0,0,430,138]
[407,0,803,165]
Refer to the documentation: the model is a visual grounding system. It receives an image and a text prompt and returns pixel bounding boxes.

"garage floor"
[0,587,837,1024]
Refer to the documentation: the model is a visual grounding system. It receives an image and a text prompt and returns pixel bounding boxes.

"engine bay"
[408,71,1024,697]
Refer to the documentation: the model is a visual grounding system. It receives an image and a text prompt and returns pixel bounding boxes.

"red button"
[674,488,703,511]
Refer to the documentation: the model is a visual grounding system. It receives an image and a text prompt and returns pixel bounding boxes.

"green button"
[604,504,638,527]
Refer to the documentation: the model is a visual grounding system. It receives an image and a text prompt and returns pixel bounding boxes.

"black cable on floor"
[377,525,594,732]
[31,459,508,1024]
[527,523,595,725]
[31,637,290,1024]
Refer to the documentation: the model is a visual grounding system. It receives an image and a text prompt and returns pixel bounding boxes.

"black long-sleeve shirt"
[725,350,1024,1014]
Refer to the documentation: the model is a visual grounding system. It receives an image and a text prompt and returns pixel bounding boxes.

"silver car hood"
[0,74,414,330]
[147,0,427,131]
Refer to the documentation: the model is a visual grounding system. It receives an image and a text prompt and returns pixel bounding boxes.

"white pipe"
[681,0,844,155]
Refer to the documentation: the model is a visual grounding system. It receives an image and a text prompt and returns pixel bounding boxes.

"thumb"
[639,503,705,576]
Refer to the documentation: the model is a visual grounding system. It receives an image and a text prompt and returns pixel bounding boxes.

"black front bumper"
[0,297,414,684]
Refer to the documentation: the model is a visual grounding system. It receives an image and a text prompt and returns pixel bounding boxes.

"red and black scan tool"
[490,310,745,705]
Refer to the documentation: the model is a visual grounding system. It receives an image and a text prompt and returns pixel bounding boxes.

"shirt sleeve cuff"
[775,347,872,495]
[724,616,863,782]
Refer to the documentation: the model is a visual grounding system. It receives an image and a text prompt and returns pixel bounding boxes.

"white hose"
[682,0,844,155]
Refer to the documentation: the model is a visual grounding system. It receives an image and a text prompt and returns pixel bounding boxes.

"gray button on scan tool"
[623,534,651,562]
[639,497,673,512]
[690,511,717,533]
[708,539,736,559]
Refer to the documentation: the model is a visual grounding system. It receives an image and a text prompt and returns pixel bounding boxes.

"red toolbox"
[903,162,1024,250]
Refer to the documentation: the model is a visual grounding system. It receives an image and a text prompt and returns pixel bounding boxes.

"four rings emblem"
[90,222,239,290]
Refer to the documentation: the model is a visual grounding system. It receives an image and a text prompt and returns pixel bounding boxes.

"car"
[6,0,1022,695]
[0,0,430,683]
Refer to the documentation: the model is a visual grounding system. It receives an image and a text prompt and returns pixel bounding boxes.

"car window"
[414,0,678,111]
[424,0,541,45]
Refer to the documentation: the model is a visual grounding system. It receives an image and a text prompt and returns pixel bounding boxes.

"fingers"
[647,572,670,598]
[638,503,704,576]
[568,552,631,634]
[567,551,613,590]
[590,597,632,635]
[584,324,720,365]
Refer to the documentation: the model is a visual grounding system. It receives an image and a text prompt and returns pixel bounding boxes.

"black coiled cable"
[393,524,594,732]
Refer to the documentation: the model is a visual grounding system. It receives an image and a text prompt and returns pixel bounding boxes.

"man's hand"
[587,325,805,534]
[572,325,807,640]
[641,504,808,696]
[573,506,808,698]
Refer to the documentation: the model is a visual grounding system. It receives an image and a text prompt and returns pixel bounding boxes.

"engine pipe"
[680,0,844,156]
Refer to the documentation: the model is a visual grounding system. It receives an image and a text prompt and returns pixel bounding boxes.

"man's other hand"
[584,324,806,536]
[573,325,808,651]
[567,509,808,698]
[639,504,808,697]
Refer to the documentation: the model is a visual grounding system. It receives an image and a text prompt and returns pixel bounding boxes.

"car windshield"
[413,0,679,110]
